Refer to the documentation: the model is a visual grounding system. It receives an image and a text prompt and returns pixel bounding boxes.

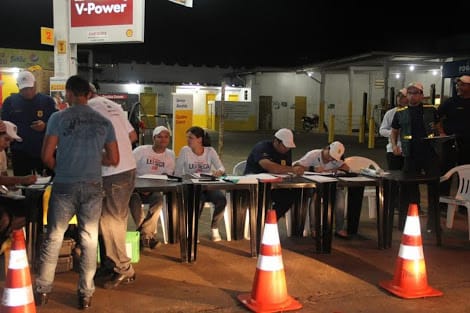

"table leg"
[323,182,336,253]
[376,183,384,249]
[314,184,322,252]
[179,185,189,263]
[249,185,257,257]
[256,182,269,254]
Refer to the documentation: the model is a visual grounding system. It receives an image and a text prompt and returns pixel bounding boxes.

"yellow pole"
[348,100,352,135]
[319,101,325,133]
[328,114,335,143]
[358,116,364,144]
[368,117,375,148]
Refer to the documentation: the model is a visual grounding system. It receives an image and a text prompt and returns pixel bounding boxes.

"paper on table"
[304,171,336,176]
[35,176,52,184]
[338,176,375,182]
[190,178,223,184]
[224,175,258,184]
[302,175,337,183]
[138,174,169,180]
[245,173,278,180]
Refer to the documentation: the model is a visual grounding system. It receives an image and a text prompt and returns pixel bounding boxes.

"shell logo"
[126,29,133,37]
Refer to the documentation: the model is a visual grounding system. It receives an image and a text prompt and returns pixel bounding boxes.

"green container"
[98,231,140,263]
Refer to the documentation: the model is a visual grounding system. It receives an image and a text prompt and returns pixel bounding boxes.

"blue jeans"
[36,181,104,297]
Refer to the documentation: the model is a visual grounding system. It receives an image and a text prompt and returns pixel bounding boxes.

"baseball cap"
[153,126,171,137]
[16,71,35,90]
[329,141,345,161]
[274,128,296,148]
[407,82,424,93]
[3,121,22,142]
[456,75,470,84]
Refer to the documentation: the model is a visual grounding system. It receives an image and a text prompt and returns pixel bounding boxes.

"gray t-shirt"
[46,104,116,183]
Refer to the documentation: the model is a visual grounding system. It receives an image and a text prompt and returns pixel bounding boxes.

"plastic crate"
[59,238,75,256]
[56,255,73,273]
[98,231,140,263]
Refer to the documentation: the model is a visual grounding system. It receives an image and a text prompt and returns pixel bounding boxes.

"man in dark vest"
[390,82,440,232]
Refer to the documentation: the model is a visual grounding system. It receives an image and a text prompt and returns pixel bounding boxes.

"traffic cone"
[1,229,36,313]
[379,203,442,299]
[238,209,302,312]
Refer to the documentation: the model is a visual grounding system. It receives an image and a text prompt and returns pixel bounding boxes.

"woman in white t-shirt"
[175,126,227,241]
[129,126,175,249]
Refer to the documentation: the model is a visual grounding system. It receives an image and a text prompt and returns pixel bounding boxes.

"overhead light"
[432,70,438,76]
[395,73,401,79]
[409,65,415,71]
[307,71,314,77]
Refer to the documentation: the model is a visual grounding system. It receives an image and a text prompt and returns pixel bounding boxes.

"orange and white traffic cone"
[1,229,36,313]
[238,209,302,312]
[379,203,443,299]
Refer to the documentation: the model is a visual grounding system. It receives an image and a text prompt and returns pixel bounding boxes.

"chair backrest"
[344,156,381,173]
[232,160,247,175]
[442,165,470,200]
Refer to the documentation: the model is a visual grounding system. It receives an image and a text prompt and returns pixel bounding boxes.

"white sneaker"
[211,228,222,242]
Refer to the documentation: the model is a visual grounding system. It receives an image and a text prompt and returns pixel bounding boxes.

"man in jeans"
[35,76,119,310]
[88,83,138,289]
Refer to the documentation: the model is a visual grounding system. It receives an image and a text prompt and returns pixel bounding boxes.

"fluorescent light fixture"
[125,83,140,94]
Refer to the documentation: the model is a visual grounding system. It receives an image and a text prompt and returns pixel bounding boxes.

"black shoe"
[103,272,136,289]
[94,266,114,280]
[34,292,49,306]
[78,293,92,310]
[141,238,161,250]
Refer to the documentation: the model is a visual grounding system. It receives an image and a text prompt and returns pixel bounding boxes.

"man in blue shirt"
[1,71,57,176]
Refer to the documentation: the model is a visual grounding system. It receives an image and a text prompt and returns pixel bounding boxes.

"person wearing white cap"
[293,141,353,238]
[129,126,175,249]
[437,75,470,166]
[1,70,57,177]
[0,120,37,255]
[244,128,304,220]
[88,83,139,289]
[379,88,408,170]
[391,81,441,231]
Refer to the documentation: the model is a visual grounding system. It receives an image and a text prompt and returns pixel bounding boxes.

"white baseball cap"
[274,128,296,148]
[16,71,35,90]
[329,141,345,161]
[3,121,22,142]
[407,82,424,93]
[153,126,171,137]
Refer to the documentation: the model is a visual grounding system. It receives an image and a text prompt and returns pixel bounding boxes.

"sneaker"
[211,228,222,242]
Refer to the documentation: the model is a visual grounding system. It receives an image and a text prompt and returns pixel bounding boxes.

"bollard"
[368,117,375,148]
[328,114,335,143]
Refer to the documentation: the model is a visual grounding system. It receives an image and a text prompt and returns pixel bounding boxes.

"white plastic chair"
[344,156,382,219]
[439,164,470,240]
[142,194,169,244]
[232,161,250,239]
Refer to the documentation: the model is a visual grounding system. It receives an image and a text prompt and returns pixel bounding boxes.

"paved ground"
[2,130,470,313]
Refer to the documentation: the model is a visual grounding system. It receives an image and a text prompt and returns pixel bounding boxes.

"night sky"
[1,0,469,69]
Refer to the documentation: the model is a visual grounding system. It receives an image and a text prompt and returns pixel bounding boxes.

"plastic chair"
[344,156,382,219]
[232,161,251,239]
[141,195,169,244]
[439,164,470,240]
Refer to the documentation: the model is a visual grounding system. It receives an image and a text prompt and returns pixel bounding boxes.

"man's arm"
[379,110,393,138]
[102,141,120,166]
[258,159,304,175]
[41,134,58,170]
[129,130,138,143]
[390,128,401,156]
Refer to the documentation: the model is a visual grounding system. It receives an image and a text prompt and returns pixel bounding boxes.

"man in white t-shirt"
[88,84,138,289]
[129,126,175,249]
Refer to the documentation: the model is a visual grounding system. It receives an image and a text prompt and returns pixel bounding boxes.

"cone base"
[379,280,443,299]
[237,292,302,313]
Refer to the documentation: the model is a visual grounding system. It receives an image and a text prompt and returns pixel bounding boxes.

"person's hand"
[31,120,46,132]
[21,175,37,186]
[0,120,5,133]
[314,166,325,172]
[392,145,402,156]
[212,170,224,177]
[292,165,304,176]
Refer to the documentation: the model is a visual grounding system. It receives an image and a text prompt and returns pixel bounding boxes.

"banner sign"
[172,94,193,156]
[442,59,470,78]
[69,0,145,44]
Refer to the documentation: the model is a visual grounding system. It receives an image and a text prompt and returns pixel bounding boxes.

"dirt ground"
[2,131,470,313]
